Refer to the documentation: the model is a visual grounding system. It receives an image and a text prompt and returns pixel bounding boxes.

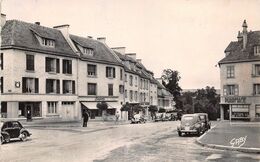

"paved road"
[0,121,259,162]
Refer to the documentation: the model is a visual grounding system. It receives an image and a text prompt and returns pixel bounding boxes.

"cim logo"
[229,136,247,148]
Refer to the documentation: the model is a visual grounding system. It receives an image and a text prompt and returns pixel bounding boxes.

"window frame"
[87,83,97,96]
[47,101,58,114]
[26,54,35,71]
[87,64,97,77]
[108,84,113,96]
[227,66,235,78]
[62,59,72,75]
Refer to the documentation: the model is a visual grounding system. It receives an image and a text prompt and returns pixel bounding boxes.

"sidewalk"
[196,121,260,153]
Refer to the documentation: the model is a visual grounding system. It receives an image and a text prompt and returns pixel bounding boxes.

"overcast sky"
[2,0,260,89]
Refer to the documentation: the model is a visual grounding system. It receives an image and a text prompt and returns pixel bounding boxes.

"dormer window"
[42,38,55,47]
[254,46,260,55]
[83,47,94,56]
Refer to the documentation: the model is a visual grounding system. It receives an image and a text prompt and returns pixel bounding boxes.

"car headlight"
[195,123,201,128]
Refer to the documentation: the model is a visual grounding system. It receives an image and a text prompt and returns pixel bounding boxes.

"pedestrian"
[83,110,89,127]
[115,111,120,124]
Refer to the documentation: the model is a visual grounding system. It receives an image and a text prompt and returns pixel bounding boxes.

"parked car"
[177,114,208,137]
[195,113,211,131]
[131,114,147,124]
[1,120,31,144]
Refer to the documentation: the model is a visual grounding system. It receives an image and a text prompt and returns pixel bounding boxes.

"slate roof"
[70,35,122,65]
[1,20,77,57]
[219,31,260,64]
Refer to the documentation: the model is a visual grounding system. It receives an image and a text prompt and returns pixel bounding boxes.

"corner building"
[219,20,260,121]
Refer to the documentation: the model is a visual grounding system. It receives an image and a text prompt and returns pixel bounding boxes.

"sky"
[1,0,260,89]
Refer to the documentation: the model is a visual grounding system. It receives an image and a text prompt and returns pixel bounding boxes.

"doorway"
[223,104,230,120]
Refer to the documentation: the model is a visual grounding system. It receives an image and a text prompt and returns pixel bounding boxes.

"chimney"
[242,20,248,50]
[1,13,6,27]
[136,59,142,63]
[87,36,93,39]
[111,47,126,54]
[125,53,136,60]
[237,31,243,41]
[35,22,40,25]
[97,37,106,43]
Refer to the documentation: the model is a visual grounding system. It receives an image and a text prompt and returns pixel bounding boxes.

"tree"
[161,69,182,109]
[96,101,108,120]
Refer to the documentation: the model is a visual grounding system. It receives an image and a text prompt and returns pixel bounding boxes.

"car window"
[7,122,13,128]
[13,122,20,128]
[182,116,194,121]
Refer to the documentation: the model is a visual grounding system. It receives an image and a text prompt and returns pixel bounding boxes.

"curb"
[195,122,260,154]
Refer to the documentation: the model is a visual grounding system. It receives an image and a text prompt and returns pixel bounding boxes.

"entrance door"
[25,104,33,121]
[223,105,230,120]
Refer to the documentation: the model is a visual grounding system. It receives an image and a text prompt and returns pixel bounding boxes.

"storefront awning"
[106,102,120,109]
[81,102,98,110]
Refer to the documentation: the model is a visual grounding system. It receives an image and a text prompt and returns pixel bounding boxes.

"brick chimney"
[136,59,142,63]
[125,53,136,61]
[237,31,243,41]
[97,37,106,43]
[242,20,248,50]
[1,13,6,27]
[111,47,126,54]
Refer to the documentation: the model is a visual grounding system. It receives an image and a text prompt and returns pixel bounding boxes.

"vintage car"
[195,113,211,131]
[177,114,209,137]
[1,120,31,144]
[131,114,147,124]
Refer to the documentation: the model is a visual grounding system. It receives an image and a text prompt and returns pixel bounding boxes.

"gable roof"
[1,20,77,57]
[219,31,260,64]
[70,34,122,65]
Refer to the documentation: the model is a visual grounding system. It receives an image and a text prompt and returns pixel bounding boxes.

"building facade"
[219,20,260,122]
[0,15,174,122]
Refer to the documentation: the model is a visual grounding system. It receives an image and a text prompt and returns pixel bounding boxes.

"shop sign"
[224,96,246,103]
[95,96,105,101]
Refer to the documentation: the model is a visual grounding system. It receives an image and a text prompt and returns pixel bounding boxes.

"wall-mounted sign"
[95,96,105,101]
[15,81,20,88]
[225,96,246,103]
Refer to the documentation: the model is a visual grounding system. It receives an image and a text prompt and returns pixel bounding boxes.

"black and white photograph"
[0,0,260,161]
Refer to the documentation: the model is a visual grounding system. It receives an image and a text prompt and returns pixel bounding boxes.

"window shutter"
[69,61,72,74]
[46,58,50,72]
[0,77,3,93]
[62,60,65,74]
[46,79,49,93]
[62,80,65,94]
[253,84,256,95]
[223,85,227,96]
[35,78,39,93]
[72,81,75,94]
[106,67,108,77]
[57,80,60,94]
[235,84,239,96]
[56,59,60,73]
[252,64,256,77]
[113,68,116,78]
[1,53,3,70]
[22,77,26,93]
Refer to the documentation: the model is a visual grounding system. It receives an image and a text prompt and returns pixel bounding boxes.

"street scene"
[1,0,260,162]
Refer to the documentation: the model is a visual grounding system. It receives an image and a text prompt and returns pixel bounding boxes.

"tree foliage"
[161,69,182,109]
[96,101,108,110]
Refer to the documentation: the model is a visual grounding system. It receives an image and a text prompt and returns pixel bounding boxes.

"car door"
[12,122,21,138]
[2,122,14,138]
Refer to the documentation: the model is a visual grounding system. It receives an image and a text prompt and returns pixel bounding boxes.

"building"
[219,20,260,122]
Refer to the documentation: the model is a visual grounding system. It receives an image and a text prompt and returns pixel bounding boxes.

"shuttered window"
[223,84,239,96]
[106,67,115,78]
[0,53,3,70]
[0,77,3,93]
[22,77,38,93]
[62,59,72,74]
[46,58,59,73]
[108,84,113,96]
[87,64,96,77]
[46,79,60,94]
[88,83,97,95]
[62,80,75,94]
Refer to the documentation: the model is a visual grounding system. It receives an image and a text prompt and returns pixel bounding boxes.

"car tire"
[5,135,10,143]
[20,132,27,142]
[178,131,182,137]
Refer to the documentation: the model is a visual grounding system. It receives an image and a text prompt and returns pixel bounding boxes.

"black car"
[1,120,31,144]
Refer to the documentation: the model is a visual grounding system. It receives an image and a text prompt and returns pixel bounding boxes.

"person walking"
[83,110,89,127]
[115,111,120,124]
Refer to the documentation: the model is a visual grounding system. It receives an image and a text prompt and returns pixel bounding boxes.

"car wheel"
[178,131,182,137]
[5,135,10,143]
[20,132,27,142]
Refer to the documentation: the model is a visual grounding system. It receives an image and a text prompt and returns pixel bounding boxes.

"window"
[119,85,124,94]
[254,46,260,55]
[134,91,138,101]
[0,53,3,70]
[125,74,127,82]
[47,102,58,114]
[42,38,55,47]
[253,64,260,76]
[256,105,260,118]
[62,80,75,94]
[135,76,138,87]
[46,57,59,73]
[253,84,260,95]
[46,79,60,94]
[231,105,249,118]
[87,64,97,77]
[63,59,72,74]
[22,77,39,93]
[26,54,34,71]
[62,101,74,105]
[83,48,94,56]
[223,85,238,96]
[120,69,123,80]
[130,90,133,101]
[129,75,133,86]
[106,67,115,78]
[0,77,3,93]
[150,96,153,105]
[125,90,127,98]
[88,83,97,95]
[227,66,235,78]
[108,84,113,96]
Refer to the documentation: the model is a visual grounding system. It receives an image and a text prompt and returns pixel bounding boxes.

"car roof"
[0,120,20,123]
[195,113,208,116]
[182,114,198,117]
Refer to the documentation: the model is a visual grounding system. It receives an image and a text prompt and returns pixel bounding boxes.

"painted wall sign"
[95,96,105,101]
[224,96,246,103]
